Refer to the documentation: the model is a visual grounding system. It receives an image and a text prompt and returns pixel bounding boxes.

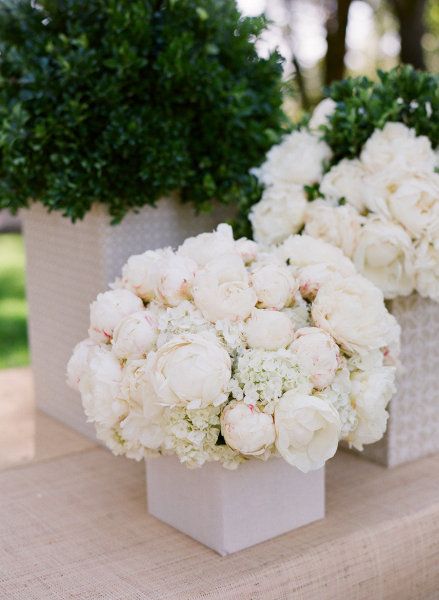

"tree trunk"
[325,0,352,85]
[389,0,426,69]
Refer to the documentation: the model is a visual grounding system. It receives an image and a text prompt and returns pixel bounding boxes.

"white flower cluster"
[251,104,439,302]
[68,224,400,472]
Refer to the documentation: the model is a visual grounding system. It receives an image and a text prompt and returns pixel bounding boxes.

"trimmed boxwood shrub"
[0,0,285,223]
[320,66,439,165]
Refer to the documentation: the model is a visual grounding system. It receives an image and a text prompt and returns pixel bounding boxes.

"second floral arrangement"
[68,225,400,472]
[250,68,439,301]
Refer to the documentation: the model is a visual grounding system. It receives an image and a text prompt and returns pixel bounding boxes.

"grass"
[0,233,29,369]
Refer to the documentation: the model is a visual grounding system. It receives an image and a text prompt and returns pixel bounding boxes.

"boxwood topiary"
[0,0,285,224]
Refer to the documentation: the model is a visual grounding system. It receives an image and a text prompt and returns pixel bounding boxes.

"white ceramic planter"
[22,199,234,439]
[360,294,439,467]
[146,456,325,555]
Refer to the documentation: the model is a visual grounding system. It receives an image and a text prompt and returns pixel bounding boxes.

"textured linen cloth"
[1,440,438,599]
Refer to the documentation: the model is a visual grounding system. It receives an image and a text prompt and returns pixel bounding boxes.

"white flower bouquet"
[250,110,439,302]
[68,224,400,473]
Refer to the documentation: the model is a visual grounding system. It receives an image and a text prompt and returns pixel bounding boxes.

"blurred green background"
[0,233,28,368]
[0,0,438,369]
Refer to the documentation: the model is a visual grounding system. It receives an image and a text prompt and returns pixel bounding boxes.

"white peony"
[244,309,295,350]
[274,391,341,472]
[415,238,439,302]
[66,338,96,391]
[147,333,231,409]
[309,98,337,131]
[220,401,275,456]
[121,249,164,301]
[88,289,144,343]
[360,122,437,174]
[312,274,400,355]
[320,159,367,212]
[254,130,332,187]
[348,367,396,451]
[386,173,439,239]
[153,253,197,307]
[278,234,356,276]
[353,218,415,299]
[78,345,124,427]
[193,254,256,322]
[304,201,364,258]
[289,327,340,389]
[297,263,345,300]
[251,259,295,309]
[364,172,439,239]
[235,237,259,264]
[249,184,307,245]
[112,310,158,360]
[119,360,166,450]
[177,223,236,267]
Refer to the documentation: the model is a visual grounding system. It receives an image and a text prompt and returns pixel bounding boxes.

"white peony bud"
[177,223,236,267]
[112,310,158,360]
[88,289,144,343]
[297,263,345,300]
[147,333,232,409]
[235,237,259,263]
[221,401,275,456]
[193,254,256,322]
[251,259,296,309]
[153,253,197,307]
[274,391,341,472]
[290,327,340,389]
[244,309,294,350]
[66,338,96,391]
[121,249,164,301]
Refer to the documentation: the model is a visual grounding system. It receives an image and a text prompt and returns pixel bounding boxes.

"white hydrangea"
[232,348,312,407]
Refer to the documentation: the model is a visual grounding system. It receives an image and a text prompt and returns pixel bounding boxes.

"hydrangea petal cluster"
[68,225,399,472]
[251,110,439,302]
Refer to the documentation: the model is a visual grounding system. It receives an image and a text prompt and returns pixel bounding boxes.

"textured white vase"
[22,199,234,439]
[360,294,439,467]
[146,456,325,555]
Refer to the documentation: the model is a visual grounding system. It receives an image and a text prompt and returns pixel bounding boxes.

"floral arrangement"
[250,67,439,301]
[67,225,400,472]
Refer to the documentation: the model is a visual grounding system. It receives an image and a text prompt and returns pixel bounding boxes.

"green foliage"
[0,234,29,369]
[0,0,285,222]
[321,66,439,165]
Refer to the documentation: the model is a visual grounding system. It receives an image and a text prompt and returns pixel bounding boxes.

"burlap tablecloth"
[1,370,438,599]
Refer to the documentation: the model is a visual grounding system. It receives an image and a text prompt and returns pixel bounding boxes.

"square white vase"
[22,199,234,439]
[146,456,325,556]
[360,294,439,467]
